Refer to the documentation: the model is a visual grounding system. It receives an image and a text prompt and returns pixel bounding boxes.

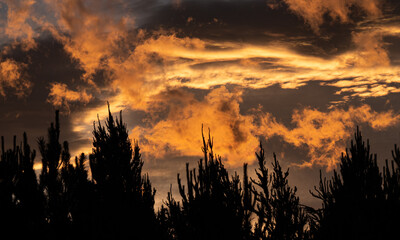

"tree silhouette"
[252,142,308,240]
[89,103,162,239]
[0,136,19,236]
[252,142,271,239]
[0,133,45,238]
[38,110,72,238]
[2,109,400,240]
[310,127,387,240]
[15,133,45,236]
[60,152,93,237]
[164,128,256,240]
[381,144,400,238]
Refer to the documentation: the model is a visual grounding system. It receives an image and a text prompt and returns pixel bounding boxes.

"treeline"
[0,107,399,240]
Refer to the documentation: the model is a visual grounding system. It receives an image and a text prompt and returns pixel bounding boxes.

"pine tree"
[0,136,20,236]
[15,133,45,236]
[310,127,384,240]
[60,152,93,237]
[164,127,256,240]
[268,155,307,240]
[0,133,45,238]
[252,143,271,240]
[89,103,161,239]
[252,142,308,240]
[381,144,400,238]
[38,110,71,238]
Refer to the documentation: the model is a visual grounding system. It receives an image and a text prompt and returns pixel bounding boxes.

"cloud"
[47,82,93,113]
[283,0,381,32]
[61,36,400,170]
[131,86,259,167]
[0,58,31,97]
[343,30,390,67]
[259,104,400,170]
[0,0,398,107]
[1,0,140,105]
[46,0,135,84]
[131,86,400,169]
[279,0,392,73]
[0,0,37,51]
[114,33,400,103]
[0,0,399,172]
[38,0,156,111]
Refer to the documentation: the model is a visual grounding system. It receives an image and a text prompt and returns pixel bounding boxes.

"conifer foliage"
[89,103,160,239]
[0,133,44,238]
[252,143,308,240]
[162,130,306,240]
[38,110,71,236]
[310,127,400,240]
[163,128,256,240]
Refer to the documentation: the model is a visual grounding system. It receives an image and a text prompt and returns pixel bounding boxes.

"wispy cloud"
[283,0,381,32]
[118,34,400,103]
[47,82,93,113]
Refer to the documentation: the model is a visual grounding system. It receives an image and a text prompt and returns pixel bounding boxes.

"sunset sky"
[1,0,400,207]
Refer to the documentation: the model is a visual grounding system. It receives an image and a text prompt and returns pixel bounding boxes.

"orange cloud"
[115,34,400,103]
[0,0,399,172]
[131,86,400,169]
[259,105,400,170]
[0,59,30,97]
[1,0,37,51]
[1,1,396,107]
[283,0,381,32]
[47,82,92,113]
[131,86,259,167]
[41,0,155,111]
[59,0,134,82]
[344,30,390,68]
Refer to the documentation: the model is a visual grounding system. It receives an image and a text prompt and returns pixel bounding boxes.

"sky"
[1,0,400,208]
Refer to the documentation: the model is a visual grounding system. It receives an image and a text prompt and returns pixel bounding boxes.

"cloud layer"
[132,87,400,169]
[1,0,400,106]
